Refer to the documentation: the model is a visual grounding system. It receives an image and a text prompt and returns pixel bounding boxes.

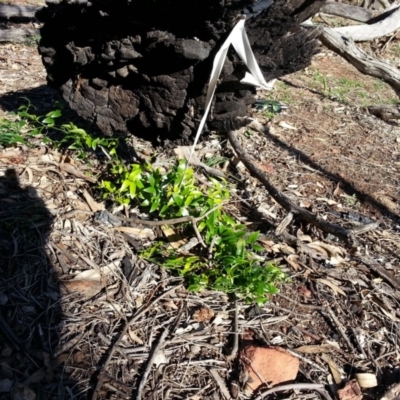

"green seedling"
[16,102,119,158]
[102,160,287,303]
[0,117,27,146]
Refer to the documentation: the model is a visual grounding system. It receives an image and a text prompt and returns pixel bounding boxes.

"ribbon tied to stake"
[188,16,275,162]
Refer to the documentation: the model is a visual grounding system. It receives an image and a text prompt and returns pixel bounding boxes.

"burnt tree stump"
[37,0,325,141]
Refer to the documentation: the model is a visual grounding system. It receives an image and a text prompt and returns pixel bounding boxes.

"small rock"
[337,379,362,400]
[241,345,299,393]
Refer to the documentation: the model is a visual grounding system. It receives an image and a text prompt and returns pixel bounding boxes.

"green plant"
[24,34,41,47]
[4,103,287,304]
[0,117,27,146]
[263,110,277,119]
[344,194,359,207]
[312,70,328,94]
[16,102,119,158]
[102,160,287,303]
[204,155,228,168]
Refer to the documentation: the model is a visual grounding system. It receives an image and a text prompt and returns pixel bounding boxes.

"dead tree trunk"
[0,27,39,42]
[0,4,41,20]
[37,0,326,141]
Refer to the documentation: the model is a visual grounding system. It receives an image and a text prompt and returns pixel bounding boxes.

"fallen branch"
[320,3,375,23]
[322,306,356,352]
[227,297,239,362]
[357,255,400,293]
[0,28,39,42]
[367,104,400,121]
[136,330,169,400]
[0,4,41,19]
[227,129,354,243]
[333,5,400,41]
[318,27,400,98]
[209,369,231,400]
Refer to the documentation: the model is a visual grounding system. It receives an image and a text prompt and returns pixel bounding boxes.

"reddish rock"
[337,379,362,400]
[241,346,299,392]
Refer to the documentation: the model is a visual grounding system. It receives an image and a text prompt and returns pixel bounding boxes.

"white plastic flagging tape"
[188,16,275,162]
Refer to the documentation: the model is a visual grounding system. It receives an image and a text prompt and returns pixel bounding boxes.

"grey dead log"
[320,3,375,23]
[367,104,400,120]
[333,5,400,41]
[318,27,400,98]
[0,5,42,19]
[0,28,39,42]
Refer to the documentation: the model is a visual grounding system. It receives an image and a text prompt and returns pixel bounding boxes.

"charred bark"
[37,0,325,142]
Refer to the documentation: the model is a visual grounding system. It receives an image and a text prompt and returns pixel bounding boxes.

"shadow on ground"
[0,168,78,399]
[263,128,400,224]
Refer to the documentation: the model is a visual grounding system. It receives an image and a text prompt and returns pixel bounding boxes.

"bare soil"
[0,30,400,400]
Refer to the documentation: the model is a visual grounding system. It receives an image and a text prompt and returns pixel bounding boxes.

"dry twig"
[227,297,239,362]
[227,129,354,243]
[209,369,231,400]
[136,328,169,400]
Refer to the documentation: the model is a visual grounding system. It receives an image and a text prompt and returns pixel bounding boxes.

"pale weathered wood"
[320,3,374,23]
[0,28,39,42]
[333,5,400,41]
[0,4,41,19]
[367,104,400,120]
[319,27,400,97]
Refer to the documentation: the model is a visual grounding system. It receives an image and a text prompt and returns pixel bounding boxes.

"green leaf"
[29,128,41,136]
[42,117,54,125]
[247,231,259,244]
[119,179,130,193]
[172,194,183,206]
[179,207,189,217]
[184,195,194,207]
[252,244,264,252]
[150,199,160,213]
[129,182,136,197]
[46,109,62,118]
[143,187,156,194]
[91,138,99,150]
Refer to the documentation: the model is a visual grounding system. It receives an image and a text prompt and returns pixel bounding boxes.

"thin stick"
[227,297,239,362]
[209,369,231,400]
[121,202,225,226]
[285,349,327,373]
[90,284,182,400]
[136,329,169,400]
[322,306,356,352]
[208,234,218,260]
[254,383,333,400]
[357,255,400,291]
[276,293,324,311]
[192,221,206,248]
[227,130,354,244]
